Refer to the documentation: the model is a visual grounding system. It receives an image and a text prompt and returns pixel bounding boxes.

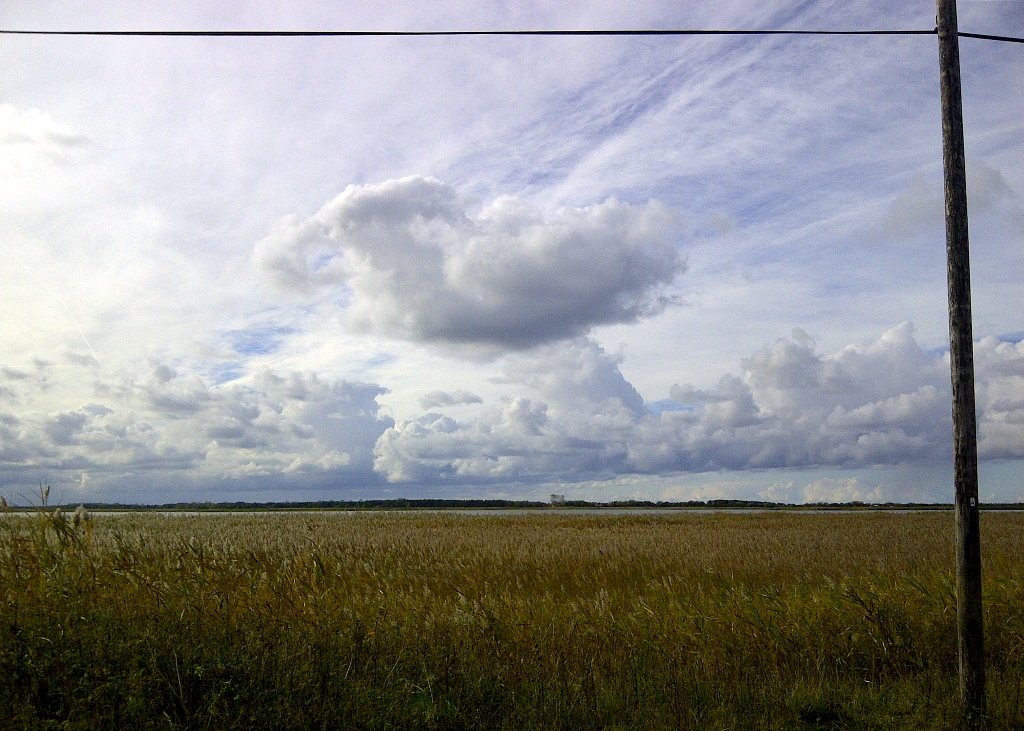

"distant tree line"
[16,498,1019,511]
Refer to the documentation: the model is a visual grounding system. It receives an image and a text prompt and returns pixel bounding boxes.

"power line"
[959,31,1024,44]
[0,27,1020,43]
[0,28,940,38]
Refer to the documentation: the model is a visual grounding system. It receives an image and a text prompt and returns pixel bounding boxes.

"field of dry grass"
[3,506,1024,729]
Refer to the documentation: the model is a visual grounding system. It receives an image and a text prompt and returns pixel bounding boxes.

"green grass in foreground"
[3,506,1024,729]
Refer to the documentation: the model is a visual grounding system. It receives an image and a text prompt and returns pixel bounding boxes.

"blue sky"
[0,1,1022,504]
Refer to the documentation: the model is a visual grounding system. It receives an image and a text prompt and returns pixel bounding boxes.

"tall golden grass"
[3,505,1024,729]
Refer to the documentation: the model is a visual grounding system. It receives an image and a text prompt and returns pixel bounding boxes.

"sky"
[0,1,1022,505]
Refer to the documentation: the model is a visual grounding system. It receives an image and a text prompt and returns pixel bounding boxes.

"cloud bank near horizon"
[0,365,393,493]
[375,324,1024,485]
[6,322,1019,501]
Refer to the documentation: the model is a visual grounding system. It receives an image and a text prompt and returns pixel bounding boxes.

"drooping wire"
[0,27,1020,42]
[958,31,1024,45]
[0,28,942,38]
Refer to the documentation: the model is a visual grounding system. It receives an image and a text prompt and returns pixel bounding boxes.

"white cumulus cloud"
[0,364,393,493]
[255,176,685,349]
[373,324,1024,485]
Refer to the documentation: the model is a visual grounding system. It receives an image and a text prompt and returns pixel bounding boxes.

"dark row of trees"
[25,498,1021,511]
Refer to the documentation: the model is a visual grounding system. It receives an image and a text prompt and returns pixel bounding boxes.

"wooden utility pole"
[936,0,985,725]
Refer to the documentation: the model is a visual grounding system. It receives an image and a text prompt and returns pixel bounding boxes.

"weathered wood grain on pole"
[936,0,985,725]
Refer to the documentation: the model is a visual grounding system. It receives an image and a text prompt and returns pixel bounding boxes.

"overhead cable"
[0,28,950,38]
[1,27,1020,43]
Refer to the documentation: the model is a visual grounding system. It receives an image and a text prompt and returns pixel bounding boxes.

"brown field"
[3,507,1024,729]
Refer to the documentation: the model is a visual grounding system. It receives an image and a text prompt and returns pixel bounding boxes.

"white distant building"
[550,493,566,506]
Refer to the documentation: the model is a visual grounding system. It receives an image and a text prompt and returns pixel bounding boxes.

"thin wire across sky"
[0,28,1021,43]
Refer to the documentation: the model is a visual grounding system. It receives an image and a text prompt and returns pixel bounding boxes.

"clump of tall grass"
[3,505,1024,729]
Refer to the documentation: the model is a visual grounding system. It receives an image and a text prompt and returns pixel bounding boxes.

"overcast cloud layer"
[1,0,1022,503]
